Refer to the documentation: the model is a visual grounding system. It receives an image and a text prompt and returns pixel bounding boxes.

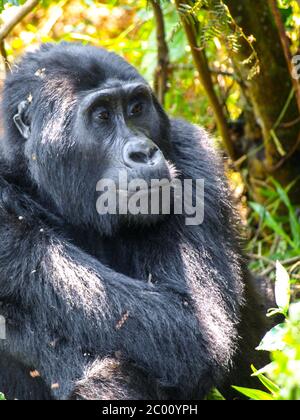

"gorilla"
[0,42,269,400]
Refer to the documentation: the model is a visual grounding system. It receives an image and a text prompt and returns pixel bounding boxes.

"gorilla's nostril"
[130,151,149,164]
[129,147,158,165]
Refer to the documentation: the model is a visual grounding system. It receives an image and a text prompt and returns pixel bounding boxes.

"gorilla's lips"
[119,163,175,196]
[118,178,172,197]
[95,163,178,222]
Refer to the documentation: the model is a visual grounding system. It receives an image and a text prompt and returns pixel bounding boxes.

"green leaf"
[256,323,287,352]
[251,365,280,394]
[266,307,286,318]
[249,202,294,247]
[271,179,300,247]
[288,301,300,323]
[275,261,290,313]
[279,6,293,24]
[0,392,5,401]
[206,388,226,400]
[270,130,286,157]
[251,362,277,377]
[232,386,274,400]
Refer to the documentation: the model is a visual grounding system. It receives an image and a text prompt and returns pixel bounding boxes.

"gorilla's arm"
[170,119,270,397]
[0,120,268,400]
[0,177,219,399]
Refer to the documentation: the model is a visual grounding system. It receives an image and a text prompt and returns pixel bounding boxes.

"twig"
[233,154,247,168]
[260,266,276,276]
[290,261,300,273]
[248,253,277,267]
[150,0,170,106]
[270,235,281,256]
[39,0,68,37]
[268,0,300,113]
[248,211,265,249]
[272,87,295,134]
[174,0,236,160]
[267,130,300,172]
[0,40,10,73]
[210,68,235,78]
[171,63,238,79]
[265,88,300,170]
[260,255,300,277]
[280,116,300,128]
[0,0,40,41]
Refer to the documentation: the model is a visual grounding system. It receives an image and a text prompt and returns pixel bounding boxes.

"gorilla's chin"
[93,163,177,235]
[90,213,166,238]
[123,212,167,227]
[93,190,170,236]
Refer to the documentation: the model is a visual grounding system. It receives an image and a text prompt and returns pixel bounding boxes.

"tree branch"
[174,0,236,160]
[268,0,300,113]
[0,40,10,73]
[0,0,40,41]
[150,0,170,106]
[260,255,300,276]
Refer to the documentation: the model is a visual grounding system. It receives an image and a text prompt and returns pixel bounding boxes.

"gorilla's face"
[6,44,174,235]
[75,80,172,185]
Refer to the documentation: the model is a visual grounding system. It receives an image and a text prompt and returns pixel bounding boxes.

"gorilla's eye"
[129,102,143,117]
[97,110,110,121]
[91,105,111,122]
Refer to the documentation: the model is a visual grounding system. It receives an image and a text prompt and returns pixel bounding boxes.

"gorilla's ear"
[13,100,31,140]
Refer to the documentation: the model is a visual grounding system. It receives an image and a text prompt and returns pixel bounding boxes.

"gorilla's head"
[1,43,175,235]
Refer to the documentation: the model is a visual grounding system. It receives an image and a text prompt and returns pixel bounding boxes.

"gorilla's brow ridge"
[79,82,151,114]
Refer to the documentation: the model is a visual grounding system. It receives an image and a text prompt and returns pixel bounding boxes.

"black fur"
[0,43,269,400]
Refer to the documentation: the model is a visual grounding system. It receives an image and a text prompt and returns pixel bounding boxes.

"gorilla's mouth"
[95,163,179,222]
[117,178,172,196]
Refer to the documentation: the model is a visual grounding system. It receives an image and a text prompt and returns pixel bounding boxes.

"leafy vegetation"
[248,179,300,288]
[233,263,300,400]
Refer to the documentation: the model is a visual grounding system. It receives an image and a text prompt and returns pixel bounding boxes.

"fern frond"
[173,0,260,80]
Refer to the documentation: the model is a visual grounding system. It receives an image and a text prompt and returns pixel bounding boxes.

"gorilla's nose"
[123,141,164,169]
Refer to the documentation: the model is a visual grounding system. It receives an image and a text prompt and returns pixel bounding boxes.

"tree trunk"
[174,0,236,160]
[224,0,300,201]
[150,0,170,106]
